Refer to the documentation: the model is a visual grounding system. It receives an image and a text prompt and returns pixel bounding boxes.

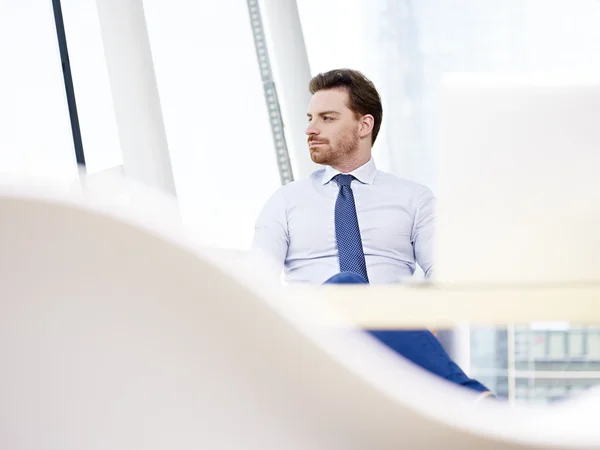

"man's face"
[305,88,360,166]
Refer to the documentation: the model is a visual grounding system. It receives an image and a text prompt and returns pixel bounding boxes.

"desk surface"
[286,283,600,328]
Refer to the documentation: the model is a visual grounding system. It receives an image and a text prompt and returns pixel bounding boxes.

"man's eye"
[323,117,333,122]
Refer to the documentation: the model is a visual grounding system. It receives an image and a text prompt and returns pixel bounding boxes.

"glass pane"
[142,0,283,250]
[514,329,531,359]
[0,0,78,182]
[534,385,549,401]
[470,324,600,403]
[60,0,122,174]
[532,331,547,358]
[568,331,585,357]
[588,332,600,359]
[548,332,566,359]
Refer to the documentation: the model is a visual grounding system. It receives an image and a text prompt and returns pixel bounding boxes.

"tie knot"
[334,174,355,187]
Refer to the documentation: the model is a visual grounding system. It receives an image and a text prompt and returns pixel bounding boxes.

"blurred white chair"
[1,181,599,450]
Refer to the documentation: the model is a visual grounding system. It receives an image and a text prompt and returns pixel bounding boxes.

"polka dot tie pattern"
[333,174,369,282]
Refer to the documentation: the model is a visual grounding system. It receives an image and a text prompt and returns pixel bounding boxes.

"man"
[251,68,493,398]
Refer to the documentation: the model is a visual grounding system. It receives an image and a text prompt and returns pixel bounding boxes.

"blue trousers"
[324,272,490,393]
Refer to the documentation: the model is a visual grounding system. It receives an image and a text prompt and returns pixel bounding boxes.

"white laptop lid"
[434,74,600,285]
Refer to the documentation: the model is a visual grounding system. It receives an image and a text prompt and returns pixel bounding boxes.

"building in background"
[512,326,600,403]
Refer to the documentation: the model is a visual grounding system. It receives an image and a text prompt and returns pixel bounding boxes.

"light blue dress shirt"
[250,158,436,285]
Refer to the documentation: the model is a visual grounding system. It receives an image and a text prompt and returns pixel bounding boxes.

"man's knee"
[323,272,368,285]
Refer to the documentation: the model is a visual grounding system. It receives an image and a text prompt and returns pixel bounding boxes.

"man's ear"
[359,114,375,139]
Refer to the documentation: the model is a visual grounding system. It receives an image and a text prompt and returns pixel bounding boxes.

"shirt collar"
[322,157,377,186]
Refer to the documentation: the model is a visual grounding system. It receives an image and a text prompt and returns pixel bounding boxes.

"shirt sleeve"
[249,187,289,278]
[412,185,436,279]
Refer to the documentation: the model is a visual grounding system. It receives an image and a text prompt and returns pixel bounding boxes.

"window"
[587,332,600,359]
[568,331,585,357]
[548,332,566,359]
[534,384,549,402]
[532,331,547,358]
[0,1,78,181]
[515,385,530,400]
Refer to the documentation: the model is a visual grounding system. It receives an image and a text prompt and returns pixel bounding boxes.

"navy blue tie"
[334,174,369,282]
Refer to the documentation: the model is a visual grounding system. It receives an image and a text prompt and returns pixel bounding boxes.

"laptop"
[433,73,600,286]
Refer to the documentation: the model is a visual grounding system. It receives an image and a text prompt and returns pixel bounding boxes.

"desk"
[286,283,600,329]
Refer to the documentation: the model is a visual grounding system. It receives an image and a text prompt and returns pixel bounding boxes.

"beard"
[309,128,360,166]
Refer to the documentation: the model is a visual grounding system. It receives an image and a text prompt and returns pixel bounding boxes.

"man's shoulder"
[278,168,326,194]
[260,170,324,210]
[374,170,434,197]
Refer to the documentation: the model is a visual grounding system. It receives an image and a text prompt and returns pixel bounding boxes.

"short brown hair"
[309,69,383,145]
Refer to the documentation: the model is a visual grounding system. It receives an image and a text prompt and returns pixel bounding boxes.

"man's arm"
[249,188,289,278]
[411,185,436,279]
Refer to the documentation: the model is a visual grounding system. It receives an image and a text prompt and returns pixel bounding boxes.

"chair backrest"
[1,181,599,450]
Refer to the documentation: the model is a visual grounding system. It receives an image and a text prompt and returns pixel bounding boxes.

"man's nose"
[305,122,319,136]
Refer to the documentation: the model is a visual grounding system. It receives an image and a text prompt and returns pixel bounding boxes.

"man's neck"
[331,153,371,174]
